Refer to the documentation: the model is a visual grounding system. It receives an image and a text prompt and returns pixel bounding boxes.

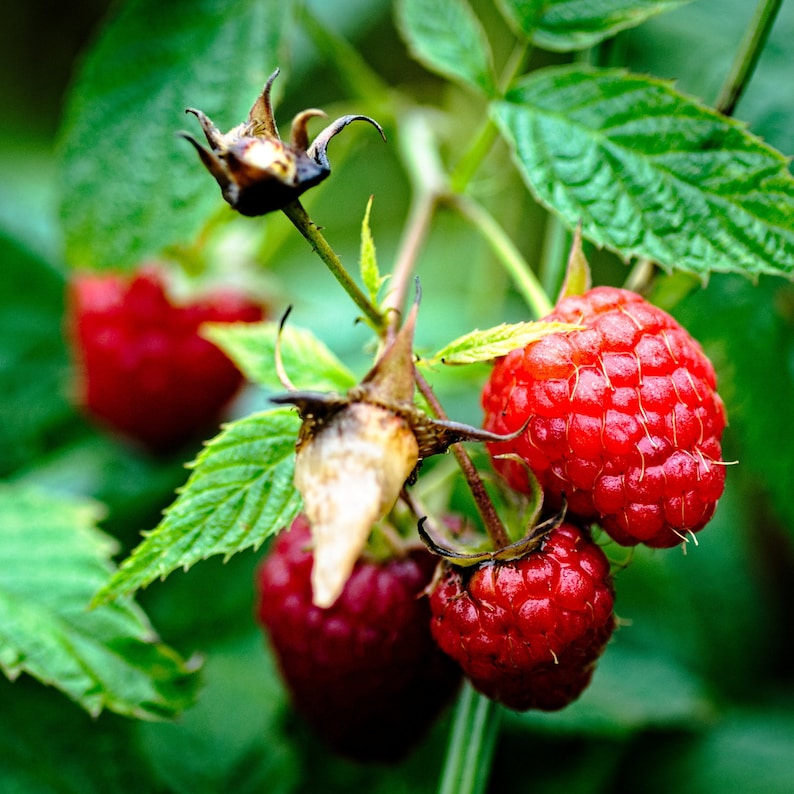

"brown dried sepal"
[417,507,567,568]
[181,68,384,216]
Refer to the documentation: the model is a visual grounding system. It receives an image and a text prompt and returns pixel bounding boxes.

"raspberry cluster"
[255,287,728,750]
[68,266,264,453]
[425,287,727,715]
[482,286,727,548]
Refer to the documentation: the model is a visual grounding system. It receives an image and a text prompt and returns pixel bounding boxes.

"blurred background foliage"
[1,0,793,792]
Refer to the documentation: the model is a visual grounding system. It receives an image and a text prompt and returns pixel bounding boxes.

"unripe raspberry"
[67,266,264,453]
[256,516,461,762]
[482,287,727,547]
[429,522,615,711]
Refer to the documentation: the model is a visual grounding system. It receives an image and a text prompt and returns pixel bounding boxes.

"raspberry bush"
[3,1,794,793]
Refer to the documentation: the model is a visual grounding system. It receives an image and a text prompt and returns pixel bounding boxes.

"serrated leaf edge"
[426,320,582,365]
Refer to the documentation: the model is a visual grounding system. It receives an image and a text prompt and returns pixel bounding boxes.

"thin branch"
[415,370,511,549]
[382,110,450,335]
[383,190,439,333]
[451,194,553,318]
[281,200,386,333]
[715,0,783,116]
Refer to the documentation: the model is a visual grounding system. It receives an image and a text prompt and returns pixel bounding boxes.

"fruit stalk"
[437,682,501,794]
[415,370,510,549]
[281,199,386,332]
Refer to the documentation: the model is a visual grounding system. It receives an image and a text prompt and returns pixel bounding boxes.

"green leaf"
[427,321,581,365]
[497,0,695,51]
[493,65,794,280]
[0,484,200,720]
[360,196,385,305]
[203,321,358,393]
[57,0,291,270]
[0,674,161,793]
[395,0,497,96]
[0,233,79,477]
[669,274,794,545]
[508,639,717,737]
[94,408,302,604]
[635,706,794,794]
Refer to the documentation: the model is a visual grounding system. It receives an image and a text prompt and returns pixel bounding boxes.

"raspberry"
[256,516,461,762]
[429,522,615,711]
[482,286,727,548]
[67,266,264,453]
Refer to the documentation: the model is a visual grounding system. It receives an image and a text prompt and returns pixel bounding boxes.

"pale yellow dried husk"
[294,402,419,608]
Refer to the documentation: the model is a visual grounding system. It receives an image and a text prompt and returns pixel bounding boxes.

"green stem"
[384,190,439,331]
[414,370,511,550]
[438,682,501,794]
[449,42,530,194]
[281,200,386,333]
[715,0,783,116]
[452,195,553,318]
[538,213,570,302]
[449,122,500,195]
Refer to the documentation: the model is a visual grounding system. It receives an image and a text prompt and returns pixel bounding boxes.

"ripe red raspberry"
[67,266,264,453]
[429,522,615,712]
[482,287,727,548]
[256,516,461,762]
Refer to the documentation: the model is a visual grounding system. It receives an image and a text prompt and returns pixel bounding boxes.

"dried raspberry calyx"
[182,68,385,216]
[271,297,519,607]
[417,504,565,567]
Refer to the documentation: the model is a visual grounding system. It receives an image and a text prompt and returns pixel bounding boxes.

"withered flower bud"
[274,301,420,608]
[181,68,384,216]
[293,402,419,608]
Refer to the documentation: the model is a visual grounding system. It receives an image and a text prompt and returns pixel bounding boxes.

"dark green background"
[1,1,793,791]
